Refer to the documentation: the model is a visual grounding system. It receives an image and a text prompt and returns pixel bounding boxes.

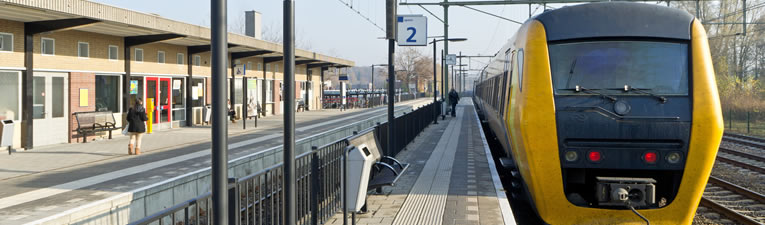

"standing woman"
[127,98,148,155]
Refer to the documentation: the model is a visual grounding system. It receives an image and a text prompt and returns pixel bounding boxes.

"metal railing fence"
[130,102,438,225]
[375,101,440,157]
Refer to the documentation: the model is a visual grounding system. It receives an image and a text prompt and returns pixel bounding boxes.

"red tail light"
[587,151,602,162]
[643,152,658,164]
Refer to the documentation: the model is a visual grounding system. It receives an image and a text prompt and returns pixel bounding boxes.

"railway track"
[717,147,765,174]
[698,176,765,225]
[723,133,765,150]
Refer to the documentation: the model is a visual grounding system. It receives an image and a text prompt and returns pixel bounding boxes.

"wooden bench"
[73,111,121,143]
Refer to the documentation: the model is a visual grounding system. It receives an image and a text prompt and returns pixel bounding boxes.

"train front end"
[514,3,724,224]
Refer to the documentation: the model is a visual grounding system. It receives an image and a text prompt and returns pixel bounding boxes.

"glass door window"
[160,78,170,122]
[33,77,45,119]
[145,77,172,124]
[146,78,158,124]
[32,72,68,146]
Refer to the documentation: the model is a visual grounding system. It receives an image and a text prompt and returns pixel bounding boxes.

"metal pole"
[243,77,247,129]
[458,51,462,92]
[210,0,228,224]
[432,39,438,124]
[743,0,747,35]
[443,1,450,108]
[387,38,395,168]
[283,0,296,224]
[371,65,374,93]
[696,0,700,18]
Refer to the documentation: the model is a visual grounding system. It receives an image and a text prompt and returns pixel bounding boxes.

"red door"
[145,77,172,124]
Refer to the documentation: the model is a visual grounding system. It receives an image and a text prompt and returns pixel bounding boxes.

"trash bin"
[0,120,14,150]
[345,144,376,212]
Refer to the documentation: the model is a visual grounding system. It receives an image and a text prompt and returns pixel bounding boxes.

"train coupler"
[595,177,656,207]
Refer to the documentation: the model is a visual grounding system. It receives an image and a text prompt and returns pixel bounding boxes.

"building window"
[266,80,273,102]
[95,75,119,112]
[158,51,165,63]
[191,78,205,107]
[177,53,184,65]
[257,63,263,71]
[266,64,271,73]
[0,71,20,121]
[78,42,89,58]
[247,62,252,71]
[276,64,280,73]
[135,48,144,62]
[41,38,55,55]
[108,45,118,60]
[193,55,201,66]
[0,33,12,52]
[172,78,185,121]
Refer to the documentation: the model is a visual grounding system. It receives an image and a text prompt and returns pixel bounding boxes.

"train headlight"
[666,152,682,164]
[565,151,578,162]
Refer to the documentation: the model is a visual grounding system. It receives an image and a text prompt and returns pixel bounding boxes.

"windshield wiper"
[565,58,577,88]
[561,85,618,102]
[607,85,667,103]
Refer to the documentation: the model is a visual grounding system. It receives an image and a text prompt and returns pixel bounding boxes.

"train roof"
[534,2,694,41]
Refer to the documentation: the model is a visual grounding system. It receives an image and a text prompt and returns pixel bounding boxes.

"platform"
[0,99,431,225]
[327,98,515,225]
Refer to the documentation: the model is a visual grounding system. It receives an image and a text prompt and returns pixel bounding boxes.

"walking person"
[449,88,459,117]
[228,99,237,123]
[126,98,149,155]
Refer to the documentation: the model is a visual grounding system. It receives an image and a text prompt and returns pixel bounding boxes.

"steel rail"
[715,156,765,174]
[725,132,765,143]
[723,133,765,149]
[708,176,765,204]
[719,147,765,164]
[699,197,761,225]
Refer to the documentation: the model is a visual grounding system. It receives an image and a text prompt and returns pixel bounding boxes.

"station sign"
[339,75,349,81]
[445,54,457,65]
[397,15,427,46]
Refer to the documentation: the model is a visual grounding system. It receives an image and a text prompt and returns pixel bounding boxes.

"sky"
[91,0,569,74]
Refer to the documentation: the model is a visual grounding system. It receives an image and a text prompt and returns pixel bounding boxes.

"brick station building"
[0,0,354,149]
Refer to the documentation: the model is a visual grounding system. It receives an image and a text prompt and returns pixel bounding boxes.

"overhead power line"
[335,0,386,34]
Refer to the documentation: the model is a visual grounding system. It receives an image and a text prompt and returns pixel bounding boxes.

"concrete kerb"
[29,106,415,225]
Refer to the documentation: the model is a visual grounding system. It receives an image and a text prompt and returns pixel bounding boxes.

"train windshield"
[549,41,688,95]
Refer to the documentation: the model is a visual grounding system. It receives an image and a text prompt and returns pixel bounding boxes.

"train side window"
[517,49,524,92]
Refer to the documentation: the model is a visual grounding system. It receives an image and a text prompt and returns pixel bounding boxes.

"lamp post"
[370,64,387,94]
[430,37,466,124]
[455,64,467,92]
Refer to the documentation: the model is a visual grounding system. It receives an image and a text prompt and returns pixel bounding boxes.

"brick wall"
[0,19,24,68]
[33,30,123,73]
[69,72,96,143]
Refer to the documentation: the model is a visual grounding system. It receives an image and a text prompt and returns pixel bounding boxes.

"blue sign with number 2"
[397,15,427,46]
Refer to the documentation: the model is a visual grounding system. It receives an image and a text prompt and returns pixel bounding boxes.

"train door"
[505,49,516,127]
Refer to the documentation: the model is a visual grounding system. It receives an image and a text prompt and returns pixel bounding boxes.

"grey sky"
[91,0,567,72]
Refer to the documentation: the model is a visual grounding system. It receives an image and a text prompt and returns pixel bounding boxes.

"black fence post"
[747,111,751,133]
[310,148,319,225]
[729,108,733,129]
[228,178,239,225]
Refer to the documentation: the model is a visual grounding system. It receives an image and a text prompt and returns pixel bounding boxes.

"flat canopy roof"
[0,0,354,68]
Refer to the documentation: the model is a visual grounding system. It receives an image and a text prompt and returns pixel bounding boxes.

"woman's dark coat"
[126,106,149,133]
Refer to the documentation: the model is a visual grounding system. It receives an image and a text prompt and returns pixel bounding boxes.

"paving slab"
[331,98,515,225]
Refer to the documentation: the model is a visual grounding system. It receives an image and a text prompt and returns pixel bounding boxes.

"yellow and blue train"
[473,2,723,224]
